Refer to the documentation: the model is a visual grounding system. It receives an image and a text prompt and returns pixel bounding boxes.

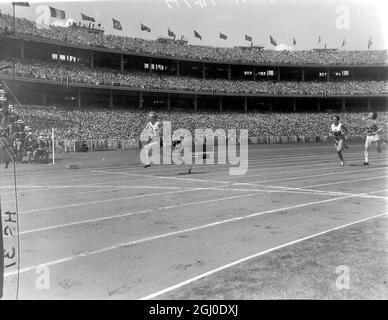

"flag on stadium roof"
[168,28,176,38]
[112,18,122,30]
[368,36,373,49]
[219,32,227,40]
[324,43,327,50]
[12,2,29,6]
[141,23,151,32]
[50,7,65,19]
[81,13,95,22]
[269,35,277,46]
[194,30,202,40]
[341,37,346,47]
[293,37,296,45]
[317,36,321,44]
[245,34,252,42]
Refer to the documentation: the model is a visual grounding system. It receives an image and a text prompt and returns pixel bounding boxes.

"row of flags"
[315,35,371,48]
[11,2,375,49]
[12,2,65,19]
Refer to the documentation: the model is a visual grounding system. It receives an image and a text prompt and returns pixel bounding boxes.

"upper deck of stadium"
[1,14,388,68]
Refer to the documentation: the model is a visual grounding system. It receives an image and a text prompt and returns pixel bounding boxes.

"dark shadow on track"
[177,171,207,175]
[348,164,388,168]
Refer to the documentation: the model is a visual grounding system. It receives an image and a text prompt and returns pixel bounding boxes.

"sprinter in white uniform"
[363,112,385,165]
[142,111,161,168]
[329,115,348,166]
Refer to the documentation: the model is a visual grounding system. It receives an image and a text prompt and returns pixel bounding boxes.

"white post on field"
[52,127,55,165]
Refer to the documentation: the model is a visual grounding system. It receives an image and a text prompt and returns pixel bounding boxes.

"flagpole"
[12,2,16,94]
[52,127,55,165]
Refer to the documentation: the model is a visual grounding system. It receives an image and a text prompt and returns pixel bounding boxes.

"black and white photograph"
[0,0,387,306]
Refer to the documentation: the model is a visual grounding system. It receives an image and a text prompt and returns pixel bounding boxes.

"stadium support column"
[176,60,180,76]
[167,93,171,111]
[202,63,206,79]
[367,97,371,111]
[194,95,198,111]
[277,67,281,81]
[269,98,272,112]
[342,97,346,111]
[77,87,81,108]
[244,96,248,113]
[109,89,113,108]
[120,54,124,73]
[57,46,60,64]
[20,40,24,60]
[301,67,305,81]
[293,97,297,112]
[219,96,223,112]
[317,98,321,112]
[42,85,47,106]
[327,69,330,82]
[91,51,94,70]
[149,58,152,74]
[228,65,231,80]
[139,91,143,109]
[253,67,256,81]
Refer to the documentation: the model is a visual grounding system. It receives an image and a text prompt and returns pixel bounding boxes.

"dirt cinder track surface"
[1,142,387,299]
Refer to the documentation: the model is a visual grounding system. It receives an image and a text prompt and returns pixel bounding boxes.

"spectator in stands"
[1,13,387,66]
[11,104,388,141]
[1,58,387,96]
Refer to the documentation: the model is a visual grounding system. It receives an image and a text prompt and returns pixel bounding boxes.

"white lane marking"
[1,154,385,199]
[17,173,388,215]
[94,151,383,177]
[19,186,350,235]
[0,174,164,196]
[140,212,388,300]
[14,163,387,215]
[249,167,387,184]
[0,185,193,205]
[20,193,262,235]
[94,158,387,187]
[92,169,234,185]
[1,185,185,189]
[217,156,388,180]
[18,185,358,235]
[213,187,388,199]
[18,187,215,215]
[104,150,387,173]
[1,144,383,179]
[5,190,379,278]
[1,146,384,183]
[248,177,388,195]
[302,175,388,189]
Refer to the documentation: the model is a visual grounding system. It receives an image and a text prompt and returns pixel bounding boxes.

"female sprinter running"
[363,112,385,165]
[142,111,161,168]
[171,135,193,174]
[330,115,349,166]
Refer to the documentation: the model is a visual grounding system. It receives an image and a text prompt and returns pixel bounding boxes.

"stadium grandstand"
[0,12,387,146]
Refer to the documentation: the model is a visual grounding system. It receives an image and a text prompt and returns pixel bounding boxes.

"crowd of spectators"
[1,14,387,66]
[1,59,387,96]
[1,88,50,166]
[13,104,388,141]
